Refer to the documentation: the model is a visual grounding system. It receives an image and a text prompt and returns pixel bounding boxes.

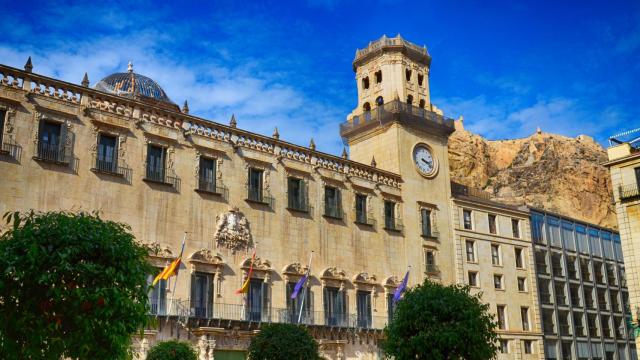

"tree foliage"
[0,211,153,360]
[383,280,499,360]
[248,323,321,360]
[146,340,197,360]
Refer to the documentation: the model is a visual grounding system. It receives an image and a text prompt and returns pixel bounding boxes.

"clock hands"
[421,158,432,166]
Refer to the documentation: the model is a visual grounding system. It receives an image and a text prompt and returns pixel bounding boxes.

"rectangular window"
[38,120,65,162]
[425,250,437,273]
[573,312,585,336]
[636,167,640,187]
[517,277,527,292]
[466,241,475,262]
[247,168,264,202]
[468,271,478,287]
[190,272,213,318]
[499,339,509,354]
[488,214,497,234]
[521,307,530,331]
[324,287,346,326]
[287,177,307,211]
[246,278,267,322]
[384,201,396,230]
[286,281,311,324]
[324,186,342,218]
[524,340,533,354]
[198,157,217,193]
[494,274,503,290]
[355,194,367,224]
[512,218,520,238]
[387,293,396,322]
[463,209,472,230]
[421,208,432,236]
[515,247,524,268]
[146,144,166,182]
[497,305,507,329]
[491,244,501,265]
[356,291,372,328]
[96,133,118,173]
[148,272,167,316]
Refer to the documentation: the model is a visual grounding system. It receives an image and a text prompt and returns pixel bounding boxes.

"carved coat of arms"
[214,207,252,253]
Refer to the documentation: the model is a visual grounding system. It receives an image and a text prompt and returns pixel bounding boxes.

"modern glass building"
[531,209,637,360]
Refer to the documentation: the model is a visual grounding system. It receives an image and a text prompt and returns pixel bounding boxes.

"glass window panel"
[547,216,561,247]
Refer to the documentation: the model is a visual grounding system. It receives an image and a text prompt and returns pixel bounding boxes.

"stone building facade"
[451,185,544,359]
[606,130,640,353]
[0,35,632,360]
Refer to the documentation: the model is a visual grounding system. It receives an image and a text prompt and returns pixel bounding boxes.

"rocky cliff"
[448,125,617,229]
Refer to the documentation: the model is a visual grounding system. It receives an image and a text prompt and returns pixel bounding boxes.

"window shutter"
[301,179,307,209]
[287,178,294,208]
[207,274,214,318]
[59,123,69,162]
[190,273,197,313]
[336,189,342,218]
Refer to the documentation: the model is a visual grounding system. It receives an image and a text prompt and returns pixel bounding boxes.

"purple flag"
[291,273,309,299]
[393,270,409,303]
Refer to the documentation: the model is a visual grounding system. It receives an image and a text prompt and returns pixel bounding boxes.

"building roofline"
[0,63,403,187]
[528,207,619,234]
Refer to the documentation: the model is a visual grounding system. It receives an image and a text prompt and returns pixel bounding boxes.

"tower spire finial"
[24,56,33,73]
[127,61,133,73]
[272,127,280,140]
[309,138,316,151]
[230,114,237,128]
[341,147,348,159]
[81,72,89,87]
[370,156,377,168]
[182,100,189,114]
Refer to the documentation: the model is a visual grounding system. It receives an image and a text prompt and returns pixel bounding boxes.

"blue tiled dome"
[94,63,176,108]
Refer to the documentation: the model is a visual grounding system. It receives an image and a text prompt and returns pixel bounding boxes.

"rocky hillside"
[448,124,617,229]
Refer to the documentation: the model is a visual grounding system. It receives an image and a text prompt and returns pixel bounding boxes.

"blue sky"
[1,0,638,155]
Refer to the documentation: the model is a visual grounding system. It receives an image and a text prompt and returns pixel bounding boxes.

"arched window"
[362,77,370,90]
[418,73,424,86]
[363,102,371,111]
[407,95,414,105]
[419,99,426,109]
[405,69,412,82]
[376,96,384,106]
[375,70,382,84]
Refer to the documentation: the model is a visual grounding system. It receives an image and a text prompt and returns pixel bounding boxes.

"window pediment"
[282,262,309,278]
[241,256,272,279]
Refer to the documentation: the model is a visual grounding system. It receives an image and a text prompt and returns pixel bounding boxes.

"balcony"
[196,178,227,197]
[0,139,21,161]
[340,100,455,140]
[144,168,180,189]
[246,187,274,207]
[619,183,640,200]
[91,158,131,179]
[34,142,71,164]
[151,300,388,330]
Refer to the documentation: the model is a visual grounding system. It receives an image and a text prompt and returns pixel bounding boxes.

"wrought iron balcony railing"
[144,168,180,188]
[34,142,71,164]
[150,300,388,330]
[0,140,21,160]
[91,157,131,178]
[619,183,640,200]
[246,187,274,206]
[323,203,343,219]
[197,178,227,196]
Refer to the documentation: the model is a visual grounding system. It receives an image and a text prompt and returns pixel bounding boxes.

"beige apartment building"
[451,184,544,360]
[0,35,626,360]
[606,129,640,351]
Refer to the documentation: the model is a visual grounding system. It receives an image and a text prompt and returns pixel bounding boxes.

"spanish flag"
[153,239,185,286]
[236,250,256,294]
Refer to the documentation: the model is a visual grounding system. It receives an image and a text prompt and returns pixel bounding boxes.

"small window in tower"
[418,73,424,86]
[363,102,371,112]
[405,69,412,82]
[419,99,426,109]
[375,70,382,83]
[407,95,413,105]
[362,76,370,90]
[376,96,384,106]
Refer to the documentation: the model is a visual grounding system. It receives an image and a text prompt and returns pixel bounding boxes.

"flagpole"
[297,251,314,324]
[167,232,187,317]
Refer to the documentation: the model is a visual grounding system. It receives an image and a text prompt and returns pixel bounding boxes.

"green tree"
[248,323,321,360]
[383,280,499,360]
[0,211,153,360]
[146,340,197,360]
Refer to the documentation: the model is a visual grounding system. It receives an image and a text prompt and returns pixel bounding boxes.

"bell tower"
[341,35,452,174]
[348,34,436,119]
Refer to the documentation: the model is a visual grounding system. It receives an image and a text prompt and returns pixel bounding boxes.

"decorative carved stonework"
[383,275,400,293]
[353,272,377,287]
[321,267,348,290]
[214,207,253,253]
[241,257,272,273]
[190,249,224,265]
[282,262,308,277]
[0,103,17,141]
[141,242,174,267]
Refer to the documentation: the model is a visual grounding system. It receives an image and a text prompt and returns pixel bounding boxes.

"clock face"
[413,145,437,177]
